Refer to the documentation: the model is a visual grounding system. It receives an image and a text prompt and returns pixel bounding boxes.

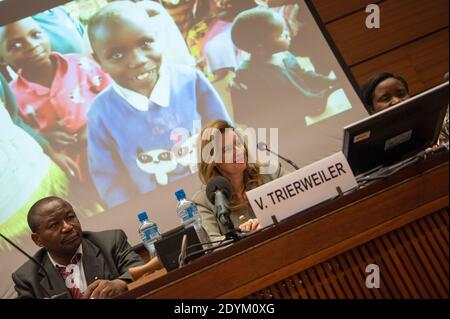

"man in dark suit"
[12,196,144,299]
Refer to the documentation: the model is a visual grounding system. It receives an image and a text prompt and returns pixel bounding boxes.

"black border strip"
[0,0,68,26]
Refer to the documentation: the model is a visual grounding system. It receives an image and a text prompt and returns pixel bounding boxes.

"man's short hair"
[27,196,65,233]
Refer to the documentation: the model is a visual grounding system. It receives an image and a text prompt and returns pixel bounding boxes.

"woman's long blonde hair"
[198,120,263,213]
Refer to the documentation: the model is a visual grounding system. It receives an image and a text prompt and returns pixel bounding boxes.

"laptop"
[154,224,205,271]
[343,81,448,177]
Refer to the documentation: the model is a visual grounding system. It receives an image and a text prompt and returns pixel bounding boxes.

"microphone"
[0,232,69,299]
[206,176,245,241]
[257,142,300,170]
[206,176,233,230]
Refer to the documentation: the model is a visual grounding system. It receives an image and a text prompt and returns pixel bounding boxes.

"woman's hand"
[239,218,261,232]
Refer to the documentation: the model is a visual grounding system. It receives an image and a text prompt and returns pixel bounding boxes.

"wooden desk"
[122,153,449,299]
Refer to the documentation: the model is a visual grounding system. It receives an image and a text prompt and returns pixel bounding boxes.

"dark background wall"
[311,0,449,94]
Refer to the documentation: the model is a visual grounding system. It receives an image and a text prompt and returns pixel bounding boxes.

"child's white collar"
[112,64,170,111]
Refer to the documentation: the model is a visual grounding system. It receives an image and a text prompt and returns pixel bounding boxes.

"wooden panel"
[282,277,300,299]
[342,251,373,298]
[291,274,310,299]
[307,268,329,298]
[249,209,449,299]
[298,271,318,298]
[326,0,449,66]
[313,264,337,298]
[387,231,431,298]
[241,200,448,299]
[427,212,449,255]
[275,280,290,298]
[366,240,402,298]
[328,257,356,298]
[440,209,449,226]
[350,248,381,298]
[351,29,449,95]
[381,235,421,298]
[319,262,347,298]
[418,218,448,277]
[357,244,392,298]
[311,0,379,23]
[405,223,448,297]
[395,228,440,298]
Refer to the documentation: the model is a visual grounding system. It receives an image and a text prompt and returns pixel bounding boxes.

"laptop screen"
[154,225,204,271]
[343,82,448,176]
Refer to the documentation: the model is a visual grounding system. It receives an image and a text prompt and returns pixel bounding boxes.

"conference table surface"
[120,151,449,299]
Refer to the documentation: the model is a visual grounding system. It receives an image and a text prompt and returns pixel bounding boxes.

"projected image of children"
[0,73,71,251]
[230,7,351,128]
[0,17,110,215]
[87,1,231,208]
[0,0,364,236]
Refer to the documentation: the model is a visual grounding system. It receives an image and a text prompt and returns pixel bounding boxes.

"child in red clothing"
[0,18,110,175]
[0,17,111,210]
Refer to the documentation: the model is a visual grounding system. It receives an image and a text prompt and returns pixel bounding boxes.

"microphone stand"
[266,147,299,170]
[223,228,247,242]
[214,191,247,242]
[0,232,54,290]
[258,143,300,170]
[0,232,71,298]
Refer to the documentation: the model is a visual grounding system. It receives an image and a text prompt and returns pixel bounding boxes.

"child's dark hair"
[88,1,149,50]
[361,72,409,114]
[231,7,283,54]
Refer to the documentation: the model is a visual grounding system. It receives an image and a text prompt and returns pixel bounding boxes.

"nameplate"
[246,152,357,228]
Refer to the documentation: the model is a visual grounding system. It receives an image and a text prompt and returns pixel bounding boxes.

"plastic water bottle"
[137,211,161,259]
[175,189,211,250]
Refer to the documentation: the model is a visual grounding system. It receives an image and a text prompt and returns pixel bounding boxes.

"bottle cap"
[175,189,186,201]
[137,211,148,222]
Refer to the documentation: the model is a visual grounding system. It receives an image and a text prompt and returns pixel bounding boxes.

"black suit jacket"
[12,229,144,299]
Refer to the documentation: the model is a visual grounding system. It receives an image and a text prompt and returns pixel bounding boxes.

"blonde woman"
[192,120,284,240]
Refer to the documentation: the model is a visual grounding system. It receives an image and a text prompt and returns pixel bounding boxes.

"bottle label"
[186,205,197,218]
[142,227,159,241]
[143,229,152,241]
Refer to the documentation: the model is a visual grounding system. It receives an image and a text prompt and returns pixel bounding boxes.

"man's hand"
[239,218,261,232]
[83,279,128,299]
